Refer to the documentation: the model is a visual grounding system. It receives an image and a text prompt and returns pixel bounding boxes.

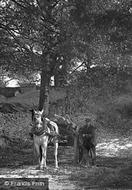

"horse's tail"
[39,146,42,162]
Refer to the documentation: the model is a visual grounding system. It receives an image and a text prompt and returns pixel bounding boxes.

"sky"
[6,79,20,87]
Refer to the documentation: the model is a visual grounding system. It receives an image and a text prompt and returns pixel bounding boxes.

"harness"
[31,121,46,136]
[32,119,58,139]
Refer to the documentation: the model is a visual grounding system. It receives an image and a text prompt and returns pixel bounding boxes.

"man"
[78,117,96,166]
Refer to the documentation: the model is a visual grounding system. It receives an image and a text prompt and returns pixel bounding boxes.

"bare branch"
[51,0,60,8]
[70,62,85,75]
[1,23,34,55]
[11,0,27,9]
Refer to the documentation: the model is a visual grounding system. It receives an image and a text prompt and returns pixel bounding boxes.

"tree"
[0,0,76,114]
[70,0,132,68]
[0,0,132,115]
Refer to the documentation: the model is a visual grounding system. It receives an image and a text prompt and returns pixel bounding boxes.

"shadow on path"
[0,138,132,189]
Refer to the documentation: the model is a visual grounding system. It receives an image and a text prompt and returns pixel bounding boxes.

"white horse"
[31,109,59,169]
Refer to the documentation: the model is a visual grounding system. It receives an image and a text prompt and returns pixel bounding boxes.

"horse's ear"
[40,109,44,115]
[39,109,44,117]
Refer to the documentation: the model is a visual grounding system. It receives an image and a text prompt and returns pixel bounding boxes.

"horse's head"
[31,109,44,129]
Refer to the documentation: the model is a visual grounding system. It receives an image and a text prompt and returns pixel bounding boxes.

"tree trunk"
[65,86,70,114]
[39,68,50,115]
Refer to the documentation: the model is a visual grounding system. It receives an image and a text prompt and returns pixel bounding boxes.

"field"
[0,87,132,189]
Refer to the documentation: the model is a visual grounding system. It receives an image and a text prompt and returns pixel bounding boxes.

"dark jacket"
[79,123,96,149]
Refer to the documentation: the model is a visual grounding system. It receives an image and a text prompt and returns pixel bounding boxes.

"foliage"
[0,0,132,79]
[0,0,132,111]
[70,0,132,68]
[0,0,75,80]
[68,67,132,116]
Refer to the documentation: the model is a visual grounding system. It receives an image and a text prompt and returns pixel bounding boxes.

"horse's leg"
[33,140,37,165]
[34,142,41,167]
[54,140,58,168]
[40,137,48,169]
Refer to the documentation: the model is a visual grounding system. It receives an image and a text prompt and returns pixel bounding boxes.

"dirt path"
[0,137,132,190]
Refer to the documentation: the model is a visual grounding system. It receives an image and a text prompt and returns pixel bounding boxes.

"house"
[0,87,22,98]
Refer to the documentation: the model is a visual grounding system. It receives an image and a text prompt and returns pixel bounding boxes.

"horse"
[31,109,59,169]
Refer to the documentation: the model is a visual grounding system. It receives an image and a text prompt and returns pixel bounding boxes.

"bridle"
[32,111,48,136]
